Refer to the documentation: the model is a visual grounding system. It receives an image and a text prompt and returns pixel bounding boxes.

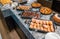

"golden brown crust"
[40,7,52,15]
[30,19,54,32]
[53,14,60,23]
[0,0,12,5]
[17,6,31,10]
[31,2,41,8]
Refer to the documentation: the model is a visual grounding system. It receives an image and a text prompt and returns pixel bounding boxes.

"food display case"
[0,0,60,39]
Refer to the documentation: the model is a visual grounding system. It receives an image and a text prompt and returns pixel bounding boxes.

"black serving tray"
[19,1,27,5]
[16,8,25,11]
[21,11,40,19]
[29,19,55,33]
[29,26,55,33]
[32,6,40,8]
[40,10,53,15]
[16,8,31,11]
[29,28,47,33]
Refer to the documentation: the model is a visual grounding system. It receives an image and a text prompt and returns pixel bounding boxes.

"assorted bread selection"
[1,0,60,37]
[9,2,60,32]
[16,2,57,32]
[40,7,52,15]
[29,18,54,32]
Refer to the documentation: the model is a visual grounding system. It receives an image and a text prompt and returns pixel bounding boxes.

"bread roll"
[30,25,33,28]
[50,25,54,32]
[43,25,49,28]
[44,28,48,32]
[48,28,51,32]
[32,18,36,23]
[36,20,40,24]
[40,27,44,30]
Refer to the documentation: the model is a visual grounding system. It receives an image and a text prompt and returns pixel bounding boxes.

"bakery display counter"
[1,8,60,39]
[1,2,60,39]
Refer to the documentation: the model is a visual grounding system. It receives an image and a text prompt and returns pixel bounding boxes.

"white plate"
[45,32,60,39]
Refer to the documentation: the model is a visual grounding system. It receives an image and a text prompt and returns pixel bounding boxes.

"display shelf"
[1,2,60,39]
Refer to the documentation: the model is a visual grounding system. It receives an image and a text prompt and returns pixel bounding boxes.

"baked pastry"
[40,7,52,15]
[31,2,41,8]
[30,18,54,32]
[53,14,60,23]
[17,6,31,10]
[0,0,12,5]
[22,11,40,18]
